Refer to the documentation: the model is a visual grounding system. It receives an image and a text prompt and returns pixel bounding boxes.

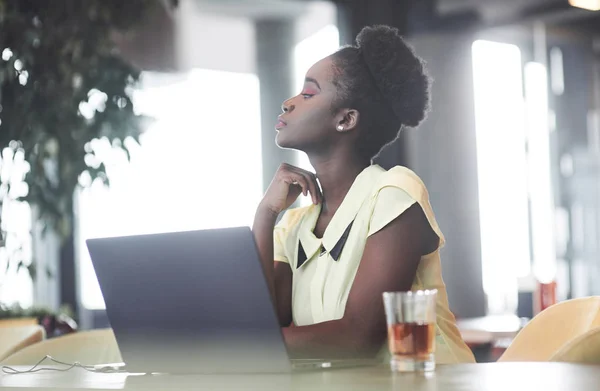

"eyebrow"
[304,77,321,90]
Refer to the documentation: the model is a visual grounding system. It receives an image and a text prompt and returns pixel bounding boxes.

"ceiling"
[186,0,563,21]
[436,0,599,25]
[180,0,600,34]
[437,0,556,15]
[188,0,314,19]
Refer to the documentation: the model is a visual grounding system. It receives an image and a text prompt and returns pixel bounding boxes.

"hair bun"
[356,25,431,128]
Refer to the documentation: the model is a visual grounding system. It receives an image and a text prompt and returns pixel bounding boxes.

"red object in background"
[534,280,557,315]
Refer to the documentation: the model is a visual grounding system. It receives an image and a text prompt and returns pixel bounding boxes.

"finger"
[284,164,314,179]
[287,166,321,204]
[286,178,304,196]
[288,173,309,197]
[304,172,321,205]
[301,172,319,205]
[310,175,323,204]
[284,165,322,204]
[291,171,310,202]
[301,172,322,204]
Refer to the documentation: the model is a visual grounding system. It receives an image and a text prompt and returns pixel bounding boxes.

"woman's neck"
[309,152,370,215]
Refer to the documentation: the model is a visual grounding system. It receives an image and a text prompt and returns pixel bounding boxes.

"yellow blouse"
[273,164,475,364]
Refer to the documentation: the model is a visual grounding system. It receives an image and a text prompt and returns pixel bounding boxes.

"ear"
[335,109,360,132]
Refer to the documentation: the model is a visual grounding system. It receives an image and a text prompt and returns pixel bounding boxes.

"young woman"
[252,25,474,363]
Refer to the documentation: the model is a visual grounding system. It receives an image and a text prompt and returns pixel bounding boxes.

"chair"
[551,327,600,364]
[498,296,600,362]
[0,325,46,361]
[1,328,122,366]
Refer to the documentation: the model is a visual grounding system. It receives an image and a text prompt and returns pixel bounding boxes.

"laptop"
[86,227,379,374]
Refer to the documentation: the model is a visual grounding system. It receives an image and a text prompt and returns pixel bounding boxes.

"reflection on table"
[1,362,600,390]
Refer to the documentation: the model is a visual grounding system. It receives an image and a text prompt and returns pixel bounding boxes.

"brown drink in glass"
[383,290,437,372]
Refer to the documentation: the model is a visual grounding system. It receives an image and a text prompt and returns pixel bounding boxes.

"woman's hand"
[260,163,322,215]
[253,163,319,326]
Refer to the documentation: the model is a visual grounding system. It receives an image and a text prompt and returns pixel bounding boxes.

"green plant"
[0,1,157,284]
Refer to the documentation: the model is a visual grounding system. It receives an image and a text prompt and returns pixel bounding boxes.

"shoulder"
[366,167,420,237]
[374,166,428,200]
[384,166,445,247]
[367,166,443,248]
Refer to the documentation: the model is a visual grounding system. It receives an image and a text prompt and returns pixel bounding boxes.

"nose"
[282,97,295,113]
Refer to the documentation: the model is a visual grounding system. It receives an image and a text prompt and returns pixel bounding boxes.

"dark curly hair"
[331,25,431,160]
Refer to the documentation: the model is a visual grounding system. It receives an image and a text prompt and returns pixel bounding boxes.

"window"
[472,40,532,314]
[524,62,557,284]
[0,146,33,307]
[76,69,262,310]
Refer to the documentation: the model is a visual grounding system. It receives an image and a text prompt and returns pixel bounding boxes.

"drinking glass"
[382,290,437,372]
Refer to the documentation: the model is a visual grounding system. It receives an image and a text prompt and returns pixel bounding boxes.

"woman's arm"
[252,205,293,327]
[252,163,322,327]
[282,203,439,359]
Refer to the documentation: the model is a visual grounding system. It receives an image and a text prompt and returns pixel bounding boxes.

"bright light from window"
[293,25,339,190]
[472,40,531,314]
[76,69,263,310]
[550,47,565,96]
[569,0,600,11]
[294,25,340,96]
[525,62,557,284]
[0,147,33,308]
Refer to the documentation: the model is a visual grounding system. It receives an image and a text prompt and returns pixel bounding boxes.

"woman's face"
[275,56,341,154]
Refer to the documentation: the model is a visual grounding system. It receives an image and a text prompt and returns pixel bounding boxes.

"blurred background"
[1,0,600,361]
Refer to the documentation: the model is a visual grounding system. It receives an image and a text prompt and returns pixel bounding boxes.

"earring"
[337,125,344,131]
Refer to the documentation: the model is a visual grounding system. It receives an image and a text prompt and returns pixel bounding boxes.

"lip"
[275,116,287,130]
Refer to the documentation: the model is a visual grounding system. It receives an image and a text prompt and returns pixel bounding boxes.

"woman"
[252,25,474,363]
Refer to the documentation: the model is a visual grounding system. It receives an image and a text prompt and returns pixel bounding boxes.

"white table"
[457,315,526,345]
[1,362,600,390]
